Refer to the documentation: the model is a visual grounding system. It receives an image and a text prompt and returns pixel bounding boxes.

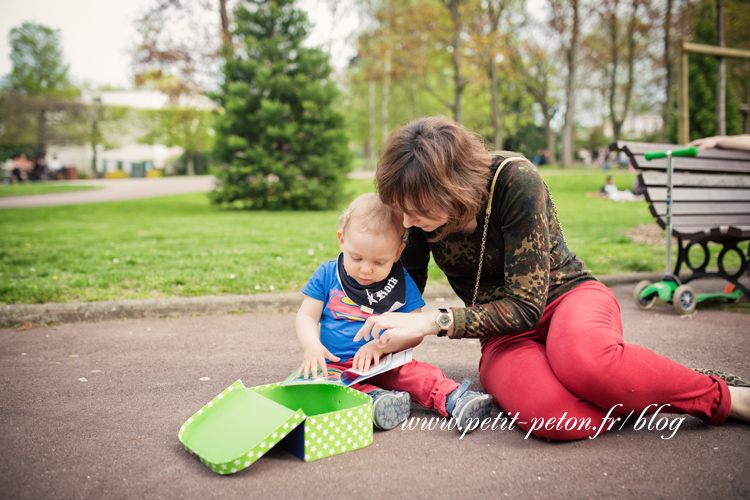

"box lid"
[178,380,305,475]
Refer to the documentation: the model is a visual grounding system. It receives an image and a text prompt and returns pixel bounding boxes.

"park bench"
[609,141,750,301]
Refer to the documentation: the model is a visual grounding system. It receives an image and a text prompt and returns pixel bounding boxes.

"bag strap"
[471,157,566,307]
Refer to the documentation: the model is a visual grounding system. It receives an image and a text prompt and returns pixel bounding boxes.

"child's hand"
[297,343,340,380]
[352,341,384,372]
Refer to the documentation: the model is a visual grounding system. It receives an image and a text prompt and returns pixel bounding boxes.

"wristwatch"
[435,308,453,337]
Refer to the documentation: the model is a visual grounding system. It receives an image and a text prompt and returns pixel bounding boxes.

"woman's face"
[401,202,450,233]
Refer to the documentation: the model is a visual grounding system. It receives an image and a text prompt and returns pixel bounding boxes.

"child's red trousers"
[327,358,459,417]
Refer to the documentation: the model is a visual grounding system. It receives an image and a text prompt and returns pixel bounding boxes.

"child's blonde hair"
[338,193,406,242]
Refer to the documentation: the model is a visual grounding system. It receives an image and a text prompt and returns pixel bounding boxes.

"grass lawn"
[0,182,100,197]
[1,170,743,304]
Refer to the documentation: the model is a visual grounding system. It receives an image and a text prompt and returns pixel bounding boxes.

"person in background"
[11,154,32,182]
[47,155,64,179]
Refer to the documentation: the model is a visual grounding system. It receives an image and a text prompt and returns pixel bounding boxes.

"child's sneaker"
[445,378,493,434]
[367,389,411,430]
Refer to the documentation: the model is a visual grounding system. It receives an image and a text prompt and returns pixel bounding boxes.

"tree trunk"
[443,0,465,124]
[608,0,639,145]
[410,80,418,119]
[607,1,620,143]
[368,78,376,170]
[487,2,504,150]
[219,0,233,58]
[662,0,673,141]
[382,49,391,144]
[37,107,48,157]
[489,56,502,150]
[561,0,579,167]
[716,0,726,136]
[187,152,196,176]
[545,122,557,165]
[452,27,463,124]
[613,120,623,146]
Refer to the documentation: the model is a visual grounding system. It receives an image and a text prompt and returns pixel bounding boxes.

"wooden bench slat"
[657,222,750,239]
[630,156,750,174]
[641,172,750,188]
[645,187,750,202]
[648,202,750,216]
[614,141,750,161]
[666,214,750,226]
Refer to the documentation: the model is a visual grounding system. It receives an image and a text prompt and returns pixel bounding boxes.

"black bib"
[336,253,407,314]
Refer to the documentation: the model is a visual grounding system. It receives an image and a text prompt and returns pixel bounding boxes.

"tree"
[585,0,652,143]
[441,0,471,123]
[210,0,352,210]
[467,0,512,149]
[140,107,213,175]
[1,22,79,156]
[514,41,560,163]
[549,0,580,167]
[132,0,235,99]
[661,0,675,141]
[3,22,77,98]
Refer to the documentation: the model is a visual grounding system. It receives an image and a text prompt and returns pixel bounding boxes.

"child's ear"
[337,231,345,250]
[395,242,406,261]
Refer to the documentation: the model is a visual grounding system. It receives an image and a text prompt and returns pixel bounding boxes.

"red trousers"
[327,359,460,417]
[479,281,732,441]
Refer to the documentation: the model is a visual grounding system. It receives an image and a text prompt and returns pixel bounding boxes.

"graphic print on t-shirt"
[328,290,374,323]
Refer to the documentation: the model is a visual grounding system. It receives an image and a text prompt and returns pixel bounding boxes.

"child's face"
[337,221,405,286]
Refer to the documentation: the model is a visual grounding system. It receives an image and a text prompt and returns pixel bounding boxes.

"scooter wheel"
[673,285,696,314]
[633,280,656,310]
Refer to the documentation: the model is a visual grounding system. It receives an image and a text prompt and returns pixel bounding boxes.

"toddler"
[295,193,493,432]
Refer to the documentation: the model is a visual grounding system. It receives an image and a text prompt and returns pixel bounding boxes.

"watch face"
[438,314,451,329]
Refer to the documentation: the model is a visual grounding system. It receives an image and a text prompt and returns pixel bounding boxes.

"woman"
[354,116,750,441]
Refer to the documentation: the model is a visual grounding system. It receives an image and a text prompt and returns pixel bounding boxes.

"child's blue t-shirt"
[301,259,426,361]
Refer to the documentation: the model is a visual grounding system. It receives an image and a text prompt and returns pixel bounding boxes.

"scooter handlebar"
[644,146,698,161]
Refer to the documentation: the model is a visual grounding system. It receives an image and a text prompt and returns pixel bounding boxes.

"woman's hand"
[354,310,439,347]
[688,136,723,150]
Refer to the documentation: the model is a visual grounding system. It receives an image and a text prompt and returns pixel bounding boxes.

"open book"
[282,349,413,387]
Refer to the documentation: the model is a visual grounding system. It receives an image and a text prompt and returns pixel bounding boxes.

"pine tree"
[210,0,352,210]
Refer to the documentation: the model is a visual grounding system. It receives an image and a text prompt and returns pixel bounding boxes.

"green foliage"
[210,0,352,210]
[1,22,78,98]
[139,107,214,175]
[681,0,743,141]
[0,22,83,157]
[0,92,88,158]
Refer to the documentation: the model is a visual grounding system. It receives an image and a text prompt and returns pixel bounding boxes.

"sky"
[0,0,355,89]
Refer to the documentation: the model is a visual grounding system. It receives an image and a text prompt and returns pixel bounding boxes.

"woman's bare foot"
[728,386,750,422]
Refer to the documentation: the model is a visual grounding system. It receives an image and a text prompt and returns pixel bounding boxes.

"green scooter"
[632,146,742,314]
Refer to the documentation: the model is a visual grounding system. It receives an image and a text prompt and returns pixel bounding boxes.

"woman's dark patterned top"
[400,153,597,340]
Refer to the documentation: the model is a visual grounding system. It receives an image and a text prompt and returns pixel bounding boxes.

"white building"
[49,89,215,177]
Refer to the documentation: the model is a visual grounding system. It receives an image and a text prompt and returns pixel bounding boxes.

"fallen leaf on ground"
[16,319,41,331]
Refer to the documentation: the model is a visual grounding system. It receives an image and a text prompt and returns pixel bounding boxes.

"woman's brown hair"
[376,116,493,241]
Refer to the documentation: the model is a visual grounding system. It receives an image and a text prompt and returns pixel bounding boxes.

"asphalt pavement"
[0,176,216,209]
[1,279,749,500]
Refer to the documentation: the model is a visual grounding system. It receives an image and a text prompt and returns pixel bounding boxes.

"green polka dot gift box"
[179,380,373,474]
